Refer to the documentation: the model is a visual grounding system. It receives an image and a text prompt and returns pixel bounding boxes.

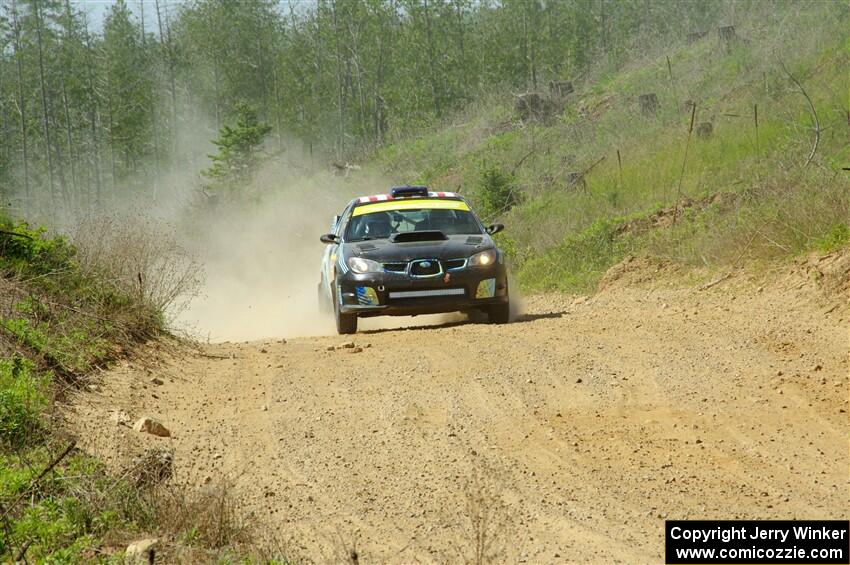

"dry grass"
[143,481,251,550]
[71,212,203,325]
[447,463,512,565]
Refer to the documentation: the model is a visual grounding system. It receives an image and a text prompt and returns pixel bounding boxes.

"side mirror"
[320,233,340,244]
[486,223,505,235]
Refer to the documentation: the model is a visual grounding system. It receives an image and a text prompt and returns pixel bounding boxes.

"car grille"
[410,259,441,277]
[382,258,469,274]
[389,288,465,299]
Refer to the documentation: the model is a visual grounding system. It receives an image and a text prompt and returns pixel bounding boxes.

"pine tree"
[201,104,272,195]
[101,0,153,184]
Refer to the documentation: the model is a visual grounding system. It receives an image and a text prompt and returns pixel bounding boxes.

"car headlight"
[348,256,383,274]
[468,249,497,267]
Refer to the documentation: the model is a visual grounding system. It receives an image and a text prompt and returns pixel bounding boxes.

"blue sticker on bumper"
[475,278,496,299]
[355,286,380,306]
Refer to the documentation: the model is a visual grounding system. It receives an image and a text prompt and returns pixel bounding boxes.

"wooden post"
[753,104,760,170]
[617,149,623,188]
[672,103,697,226]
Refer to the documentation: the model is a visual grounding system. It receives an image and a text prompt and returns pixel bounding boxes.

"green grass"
[814,224,850,252]
[518,217,633,292]
[0,357,118,562]
[0,358,48,450]
[1,445,146,562]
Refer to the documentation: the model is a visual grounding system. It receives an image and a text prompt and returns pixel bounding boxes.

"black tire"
[333,284,358,334]
[488,301,510,324]
[467,309,489,324]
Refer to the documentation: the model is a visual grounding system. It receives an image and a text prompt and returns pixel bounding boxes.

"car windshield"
[345,207,482,242]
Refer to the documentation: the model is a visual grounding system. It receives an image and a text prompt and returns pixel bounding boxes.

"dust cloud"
[175,163,470,342]
[28,133,506,342]
[176,164,355,342]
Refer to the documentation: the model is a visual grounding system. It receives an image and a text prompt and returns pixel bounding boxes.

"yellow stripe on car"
[352,199,469,216]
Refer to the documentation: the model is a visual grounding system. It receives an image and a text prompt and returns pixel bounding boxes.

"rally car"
[318,185,510,334]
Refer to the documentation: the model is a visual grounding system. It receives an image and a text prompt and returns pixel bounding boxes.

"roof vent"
[390,230,447,243]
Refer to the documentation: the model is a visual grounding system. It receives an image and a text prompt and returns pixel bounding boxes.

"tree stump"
[718,25,736,50]
[548,80,574,97]
[515,92,545,120]
[687,31,707,43]
[565,172,587,192]
[638,93,659,116]
[696,122,713,138]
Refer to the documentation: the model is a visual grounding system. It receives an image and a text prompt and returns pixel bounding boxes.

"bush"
[815,223,850,252]
[518,217,631,292]
[476,166,520,219]
[71,213,202,325]
[0,222,75,276]
[0,447,140,562]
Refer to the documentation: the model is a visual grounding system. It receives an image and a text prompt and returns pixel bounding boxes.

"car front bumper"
[335,263,508,317]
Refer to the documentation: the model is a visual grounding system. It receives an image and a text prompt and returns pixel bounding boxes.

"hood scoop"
[465,236,484,245]
[390,230,447,243]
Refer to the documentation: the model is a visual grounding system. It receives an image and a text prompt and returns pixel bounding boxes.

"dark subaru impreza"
[318,186,510,334]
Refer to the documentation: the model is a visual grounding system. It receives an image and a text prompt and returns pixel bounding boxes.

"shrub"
[71,213,202,326]
[815,223,850,252]
[0,222,75,276]
[476,166,520,219]
[0,357,47,449]
[518,217,631,292]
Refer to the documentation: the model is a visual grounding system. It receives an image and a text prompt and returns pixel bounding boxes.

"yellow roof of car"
[352,198,470,216]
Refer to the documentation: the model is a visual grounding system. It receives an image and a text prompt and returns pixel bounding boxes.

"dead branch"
[699,271,733,291]
[780,60,820,167]
[0,229,34,240]
[580,155,606,177]
[511,149,535,174]
[15,539,33,562]
[1,441,77,521]
[198,352,236,360]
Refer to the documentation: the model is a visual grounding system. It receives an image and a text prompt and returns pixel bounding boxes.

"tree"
[101,0,153,183]
[0,0,800,220]
[201,104,272,195]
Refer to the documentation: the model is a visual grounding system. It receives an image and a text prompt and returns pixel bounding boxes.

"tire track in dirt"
[69,264,849,564]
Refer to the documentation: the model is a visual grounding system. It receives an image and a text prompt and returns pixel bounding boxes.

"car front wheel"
[333,284,358,334]
[488,301,510,324]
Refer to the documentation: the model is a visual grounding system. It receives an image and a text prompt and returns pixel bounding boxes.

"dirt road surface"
[69,258,849,563]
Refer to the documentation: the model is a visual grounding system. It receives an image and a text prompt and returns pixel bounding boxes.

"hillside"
[0,217,267,562]
[359,2,848,292]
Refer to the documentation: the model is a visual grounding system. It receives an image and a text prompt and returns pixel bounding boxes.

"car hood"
[344,233,493,262]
